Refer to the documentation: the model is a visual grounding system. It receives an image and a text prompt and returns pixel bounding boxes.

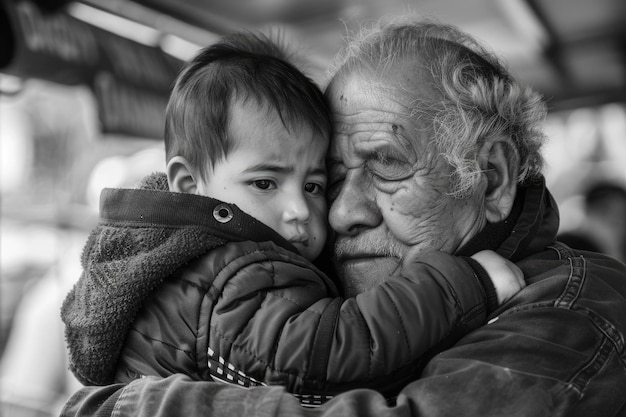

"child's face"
[197,99,329,261]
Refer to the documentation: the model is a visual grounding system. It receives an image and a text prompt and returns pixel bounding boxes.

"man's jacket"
[61,174,495,405]
[61,178,626,417]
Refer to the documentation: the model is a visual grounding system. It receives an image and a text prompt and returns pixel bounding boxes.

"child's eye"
[252,179,276,190]
[304,183,324,194]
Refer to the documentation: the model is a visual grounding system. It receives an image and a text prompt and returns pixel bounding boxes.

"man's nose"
[329,169,381,235]
[282,193,311,224]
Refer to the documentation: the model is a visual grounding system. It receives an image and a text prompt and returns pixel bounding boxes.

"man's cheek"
[388,183,426,214]
[380,188,424,243]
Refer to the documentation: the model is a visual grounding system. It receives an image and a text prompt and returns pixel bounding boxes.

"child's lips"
[288,235,309,247]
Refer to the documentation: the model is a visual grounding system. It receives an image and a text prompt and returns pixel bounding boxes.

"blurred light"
[67,3,161,46]
[599,104,626,168]
[495,0,548,52]
[159,34,202,61]
[78,0,223,49]
[565,108,600,160]
[0,73,24,96]
[86,147,165,210]
[0,101,33,194]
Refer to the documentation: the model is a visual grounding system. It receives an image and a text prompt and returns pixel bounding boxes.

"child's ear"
[478,136,519,223]
[166,156,199,193]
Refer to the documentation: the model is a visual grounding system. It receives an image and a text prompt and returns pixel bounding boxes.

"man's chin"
[336,257,401,297]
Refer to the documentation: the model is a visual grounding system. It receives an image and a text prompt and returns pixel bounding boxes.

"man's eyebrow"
[354,142,406,161]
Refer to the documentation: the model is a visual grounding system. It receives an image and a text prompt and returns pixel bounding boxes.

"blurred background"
[0,0,625,415]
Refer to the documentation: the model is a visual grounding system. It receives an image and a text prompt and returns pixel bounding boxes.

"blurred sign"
[0,0,183,138]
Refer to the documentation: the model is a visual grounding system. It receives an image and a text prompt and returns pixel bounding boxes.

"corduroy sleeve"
[61,375,288,417]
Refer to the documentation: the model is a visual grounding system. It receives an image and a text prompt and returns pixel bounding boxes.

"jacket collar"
[100,185,296,255]
[457,177,560,261]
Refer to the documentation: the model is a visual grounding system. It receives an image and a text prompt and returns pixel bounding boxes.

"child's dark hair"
[164,31,331,181]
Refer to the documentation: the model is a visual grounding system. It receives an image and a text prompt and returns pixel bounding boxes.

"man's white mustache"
[334,230,406,260]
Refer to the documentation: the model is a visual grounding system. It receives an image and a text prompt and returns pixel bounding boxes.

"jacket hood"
[61,173,292,385]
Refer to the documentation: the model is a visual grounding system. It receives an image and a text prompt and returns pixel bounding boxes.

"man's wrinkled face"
[326,69,486,296]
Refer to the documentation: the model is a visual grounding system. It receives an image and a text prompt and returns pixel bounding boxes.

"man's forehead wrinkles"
[352,129,415,156]
[333,122,393,135]
[331,105,401,120]
[353,138,396,151]
[332,115,408,135]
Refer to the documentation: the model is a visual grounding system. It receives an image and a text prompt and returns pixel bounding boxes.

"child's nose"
[283,194,310,223]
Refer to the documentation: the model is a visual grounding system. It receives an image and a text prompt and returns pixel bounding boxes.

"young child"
[62,31,524,405]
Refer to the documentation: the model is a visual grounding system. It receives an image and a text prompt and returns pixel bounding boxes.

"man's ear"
[479,136,519,223]
[166,156,199,194]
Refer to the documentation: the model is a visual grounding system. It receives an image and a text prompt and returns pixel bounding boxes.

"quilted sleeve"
[204,243,490,400]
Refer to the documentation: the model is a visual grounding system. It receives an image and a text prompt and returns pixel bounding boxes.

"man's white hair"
[327,17,547,198]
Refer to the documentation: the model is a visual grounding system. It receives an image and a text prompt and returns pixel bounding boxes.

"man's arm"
[62,377,292,417]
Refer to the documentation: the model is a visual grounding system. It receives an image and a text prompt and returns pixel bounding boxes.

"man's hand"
[471,250,525,304]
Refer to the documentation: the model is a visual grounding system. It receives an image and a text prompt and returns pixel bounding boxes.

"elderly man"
[61,20,626,417]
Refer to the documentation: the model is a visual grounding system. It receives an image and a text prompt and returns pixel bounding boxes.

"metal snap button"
[213,203,233,223]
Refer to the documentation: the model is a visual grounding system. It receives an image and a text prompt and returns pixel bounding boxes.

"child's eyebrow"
[242,164,326,177]
[309,167,327,177]
[242,163,293,174]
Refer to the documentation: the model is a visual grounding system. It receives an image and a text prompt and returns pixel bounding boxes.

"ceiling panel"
[531,0,625,41]
[21,0,626,110]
